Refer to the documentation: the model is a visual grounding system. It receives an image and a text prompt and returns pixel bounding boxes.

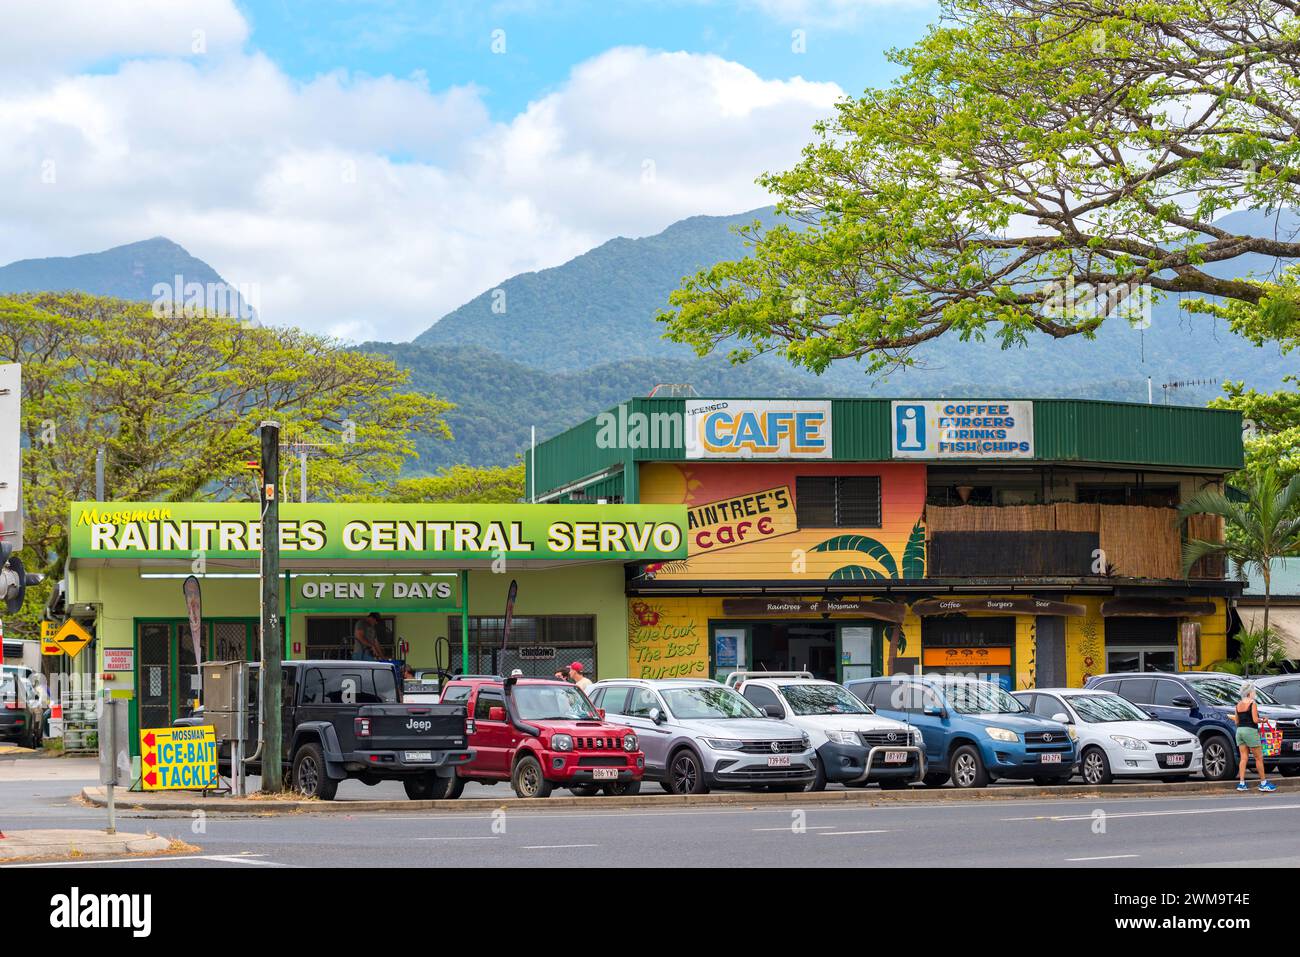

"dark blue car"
[847,675,1076,788]
[1084,672,1300,780]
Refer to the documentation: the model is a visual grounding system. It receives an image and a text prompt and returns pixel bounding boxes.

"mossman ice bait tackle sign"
[140,725,219,791]
[68,502,688,561]
[891,401,1034,459]
[685,400,832,459]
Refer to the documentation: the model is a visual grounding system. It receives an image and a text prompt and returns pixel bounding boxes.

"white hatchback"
[1013,687,1202,784]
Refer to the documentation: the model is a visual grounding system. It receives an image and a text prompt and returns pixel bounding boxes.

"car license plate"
[884,750,908,764]
[591,768,618,780]
[767,755,791,768]
[403,751,433,762]
[1166,753,1186,766]
[1040,753,1062,764]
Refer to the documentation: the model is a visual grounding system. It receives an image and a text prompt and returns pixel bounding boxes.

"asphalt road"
[5,757,1300,868]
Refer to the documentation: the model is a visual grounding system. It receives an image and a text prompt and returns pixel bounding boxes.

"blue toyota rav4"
[1084,671,1300,780]
[847,675,1076,788]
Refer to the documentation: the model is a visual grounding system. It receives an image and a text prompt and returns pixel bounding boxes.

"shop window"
[796,475,881,528]
[449,615,596,679]
[305,616,395,660]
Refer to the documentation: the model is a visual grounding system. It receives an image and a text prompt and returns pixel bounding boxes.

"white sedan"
[1012,688,1202,784]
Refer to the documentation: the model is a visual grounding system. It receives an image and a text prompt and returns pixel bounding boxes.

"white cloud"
[0,24,842,342]
[0,0,248,77]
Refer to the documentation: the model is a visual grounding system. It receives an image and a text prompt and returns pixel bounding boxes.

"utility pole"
[259,421,283,792]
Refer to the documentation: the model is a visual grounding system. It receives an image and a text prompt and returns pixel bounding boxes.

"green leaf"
[811,534,900,579]
[828,565,889,581]
[902,519,926,579]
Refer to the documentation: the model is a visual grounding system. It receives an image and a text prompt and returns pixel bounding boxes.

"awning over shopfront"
[1239,607,1300,659]
[720,597,907,624]
[1100,597,1217,618]
[911,596,1085,617]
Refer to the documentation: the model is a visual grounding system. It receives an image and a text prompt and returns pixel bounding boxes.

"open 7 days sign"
[69,502,688,562]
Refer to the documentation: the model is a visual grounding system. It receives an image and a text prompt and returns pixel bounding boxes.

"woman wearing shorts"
[1233,681,1276,792]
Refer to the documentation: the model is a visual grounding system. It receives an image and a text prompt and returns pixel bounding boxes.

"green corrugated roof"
[528,396,1244,499]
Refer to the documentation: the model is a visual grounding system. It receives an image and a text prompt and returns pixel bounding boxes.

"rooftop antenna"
[1160,377,1220,406]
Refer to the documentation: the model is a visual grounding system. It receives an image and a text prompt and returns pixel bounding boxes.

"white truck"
[727,671,925,791]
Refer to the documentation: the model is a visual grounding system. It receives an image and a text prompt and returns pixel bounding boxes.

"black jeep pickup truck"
[177,660,473,800]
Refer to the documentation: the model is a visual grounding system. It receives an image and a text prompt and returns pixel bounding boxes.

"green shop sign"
[70,502,688,561]
[292,574,460,611]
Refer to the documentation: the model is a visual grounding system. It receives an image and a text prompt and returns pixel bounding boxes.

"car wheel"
[511,755,553,799]
[1080,746,1113,785]
[949,745,989,789]
[807,756,828,792]
[1200,734,1236,781]
[568,784,602,797]
[1279,765,1300,778]
[922,772,950,788]
[291,743,338,800]
[666,748,709,795]
[603,780,641,796]
[403,775,437,800]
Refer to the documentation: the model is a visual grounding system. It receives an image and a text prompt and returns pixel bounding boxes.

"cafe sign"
[69,502,688,562]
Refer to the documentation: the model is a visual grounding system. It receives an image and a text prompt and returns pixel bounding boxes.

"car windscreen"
[779,683,872,716]
[939,681,1026,715]
[1186,675,1280,707]
[1063,693,1149,723]
[513,684,600,721]
[662,686,764,720]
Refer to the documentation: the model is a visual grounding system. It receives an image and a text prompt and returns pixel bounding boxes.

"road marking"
[818,829,889,836]
[521,843,600,850]
[751,825,836,832]
[1004,802,1300,822]
[1065,854,1139,862]
[1,853,278,868]
[415,836,500,841]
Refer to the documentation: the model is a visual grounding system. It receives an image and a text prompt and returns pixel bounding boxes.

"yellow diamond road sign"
[52,619,92,658]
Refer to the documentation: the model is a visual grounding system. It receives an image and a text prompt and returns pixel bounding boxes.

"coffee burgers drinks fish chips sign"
[891,401,1034,459]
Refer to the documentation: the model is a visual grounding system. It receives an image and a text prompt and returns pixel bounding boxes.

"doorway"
[920,615,1016,689]
[135,619,258,730]
[708,620,884,683]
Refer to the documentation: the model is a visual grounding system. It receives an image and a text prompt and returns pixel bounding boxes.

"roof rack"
[723,670,815,689]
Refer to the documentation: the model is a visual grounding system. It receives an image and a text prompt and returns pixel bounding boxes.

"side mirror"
[922,706,945,718]
[597,708,606,721]
[488,706,506,722]
[1171,696,1195,708]
[1051,712,1072,724]
[649,707,665,725]
[761,704,784,719]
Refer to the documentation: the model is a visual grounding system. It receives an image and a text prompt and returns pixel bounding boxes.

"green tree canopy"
[376,463,525,504]
[2,293,454,618]
[661,0,1300,374]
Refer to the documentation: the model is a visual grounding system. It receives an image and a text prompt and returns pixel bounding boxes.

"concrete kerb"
[80,776,1296,816]
[0,829,173,862]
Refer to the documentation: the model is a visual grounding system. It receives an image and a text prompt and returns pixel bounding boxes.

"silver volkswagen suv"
[587,678,816,794]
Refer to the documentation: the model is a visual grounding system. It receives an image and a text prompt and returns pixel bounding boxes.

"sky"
[0,0,936,343]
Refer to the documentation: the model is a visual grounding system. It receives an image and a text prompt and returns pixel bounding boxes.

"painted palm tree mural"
[810,517,926,673]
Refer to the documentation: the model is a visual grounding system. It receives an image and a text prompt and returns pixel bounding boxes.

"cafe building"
[61,502,687,746]
[527,397,1244,690]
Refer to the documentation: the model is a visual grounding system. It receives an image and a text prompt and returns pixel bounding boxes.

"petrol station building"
[59,395,1246,748]
[62,502,687,748]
